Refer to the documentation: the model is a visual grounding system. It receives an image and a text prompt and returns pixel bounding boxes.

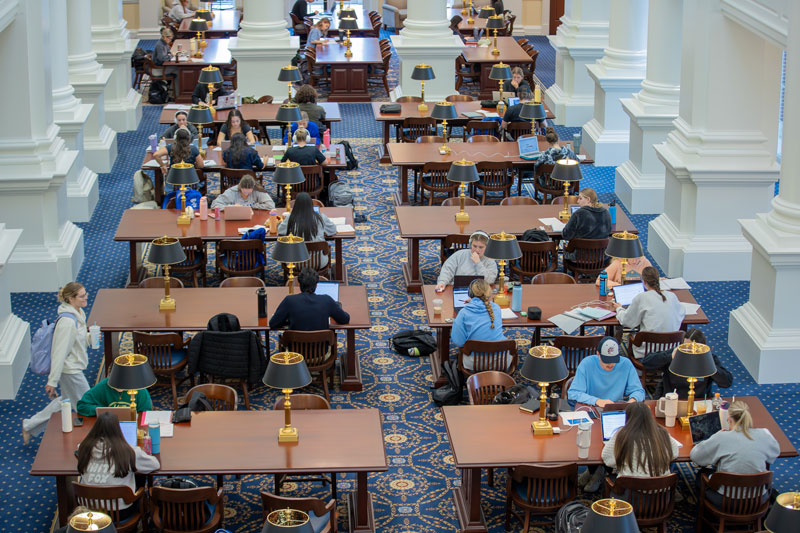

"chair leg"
[170,374,178,410]
[241,380,250,410]
[523,509,531,532]
[274,474,282,495]
[331,472,337,500]
[321,369,331,403]
[487,467,494,488]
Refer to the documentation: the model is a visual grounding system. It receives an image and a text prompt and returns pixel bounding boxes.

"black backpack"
[392,329,436,357]
[131,47,147,67]
[492,384,536,404]
[432,359,464,406]
[340,140,359,170]
[555,501,589,533]
[148,80,169,104]
[521,228,551,242]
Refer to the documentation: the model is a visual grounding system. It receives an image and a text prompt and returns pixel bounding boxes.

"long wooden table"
[31,409,388,530]
[443,399,797,533]
[447,7,489,32]
[165,39,233,103]
[422,284,708,387]
[115,207,354,286]
[315,38,384,102]
[395,205,636,292]
[177,9,241,37]
[158,103,343,133]
[310,6,374,35]
[461,37,534,99]
[87,286,371,390]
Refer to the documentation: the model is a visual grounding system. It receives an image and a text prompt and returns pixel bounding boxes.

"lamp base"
[455,210,470,223]
[439,144,451,155]
[491,48,500,56]
[494,292,510,307]
[159,297,176,311]
[679,415,691,430]
[177,212,192,225]
[532,419,554,436]
[558,209,571,222]
[467,17,474,24]
[200,39,208,49]
[193,50,204,58]
[344,48,353,58]
[418,102,428,113]
[278,426,299,442]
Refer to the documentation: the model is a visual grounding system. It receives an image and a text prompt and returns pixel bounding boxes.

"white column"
[729,5,800,383]
[51,0,99,223]
[544,0,610,126]
[647,0,781,281]
[0,224,31,400]
[581,0,648,166]
[0,0,84,291]
[137,0,162,39]
[229,0,299,100]
[615,0,682,213]
[67,0,117,173]
[391,0,463,102]
[90,0,143,132]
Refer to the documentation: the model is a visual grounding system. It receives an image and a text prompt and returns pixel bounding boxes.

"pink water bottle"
[214,206,221,219]
[199,197,208,220]
[323,129,330,150]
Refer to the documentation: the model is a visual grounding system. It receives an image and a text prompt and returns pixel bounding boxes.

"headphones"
[174,110,188,123]
[469,230,490,245]
[467,278,482,299]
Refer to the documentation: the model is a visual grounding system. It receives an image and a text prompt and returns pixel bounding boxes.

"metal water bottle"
[511,282,522,312]
[323,129,331,150]
[257,288,267,318]
[599,270,608,297]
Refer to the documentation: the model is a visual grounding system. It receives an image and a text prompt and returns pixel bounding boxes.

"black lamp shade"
[272,235,310,263]
[411,64,435,81]
[485,232,522,260]
[188,18,209,32]
[67,511,117,533]
[521,345,568,384]
[489,63,512,81]
[669,341,717,379]
[187,105,213,125]
[273,161,305,185]
[550,158,582,182]
[478,6,495,18]
[166,162,200,186]
[147,236,187,265]
[196,9,213,21]
[582,499,639,533]
[108,354,157,391]
[606,232,644,259]
[520,102,547,121]
[486,14,505,29]
[276,104,303,123]
[339,8,357,18]
[431,102,458,121]
[339,16,358,30]
[447,160,479,183]
[278,65,302,83]
[262,352,313,390]
[765,492,800,532]
[198,66,223,85]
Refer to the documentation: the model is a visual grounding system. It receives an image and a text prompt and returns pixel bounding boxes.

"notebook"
[601,410,627,441]
[315,281,339,301]
[613,282,645,307]
[517,135,541,160]
[119,421,138,447]
[689,411,722,444]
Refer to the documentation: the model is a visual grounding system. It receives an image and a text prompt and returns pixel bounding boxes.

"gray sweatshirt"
[437,249,498,286]
[211,185,275,210]
[616,290,685,359]
[48,304,90,388]
[690,428,779,493]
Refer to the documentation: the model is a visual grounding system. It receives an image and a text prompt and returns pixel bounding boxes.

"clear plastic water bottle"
[599,270,608,297]
[511,282,522,312]
[497,99,506,117]
[712,392,722,412]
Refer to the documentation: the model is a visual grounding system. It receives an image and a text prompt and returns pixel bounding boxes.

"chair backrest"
[396,95,423,103]
[445,94,475,102]
[442,196,479,207]
[297,165,324,196]
[630,330,685,358]
[139,276,184,289]
[73,482,142,531]
[607,474,678,527]
[273,393,331,410]
[217,239,265,277]
[466,371,516,405]
[132,331,184,371]
[402,117,436,139]
[510,463,578,510]
[511,240,558,281]
[553,335,602,376]
[220,168,257,194]
[260,491,335,524]
[416,136,445,144]
[476,161,513,188]
[531,272,577,284]
[279,329,337,368]
[459,339,518,374]
[421,161,454,190]
[500,196,539,206]
[150,486,224,532]
[517,38,529,47]
[468,135,500,143]
[257,95,274,104]
[185,383,238,411]
[465,120,499,137]
[564,238,610,273]
[288,198,325,208]
[505,121,534,140]
[704,471,773,518]
[219,276,266,288]
[288,240,331,274]
[551,194,580,206]
[173,237,205,270]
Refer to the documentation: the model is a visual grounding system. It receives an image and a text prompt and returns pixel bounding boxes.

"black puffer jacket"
[562,206,612,240]
[187,313,267,384]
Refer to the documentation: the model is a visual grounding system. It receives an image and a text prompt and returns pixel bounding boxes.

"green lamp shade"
[521,345,568,384]
[187,105,214,125]
[278,65,302,83]
[550,158,582,182]
[67,511,117,533]
[582,499,639,533]
[489,63,512,80]
[446,160,479,183]
[108,354,157,391]
[669,341,717,379]
[520,102,547,121]
[262,352,313,390]
[339,16,358,30]
[276,104,303,123]
[765,492,800,533]
[431,102,458,121]
[486,14,505,29]
[147,236,187,265]
[261,508,314,533]
[485,232,522,260]
[196,9,213,21]
[273,161,305,185]
[272,235,310,263]
[188,18,208,32]
[478,7,495,18]
[198,66,223,85]
[166,162,200,186]
[606,232,644,259]
[411,64,435,81]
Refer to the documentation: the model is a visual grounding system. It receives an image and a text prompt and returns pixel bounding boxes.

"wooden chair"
[458,339,518,378]
[516,38,529,47]
[697,471,773,533]
[504,13,516,36]
[283,240,332,279]
[257,95,274,104]
[288,197,325,209]
[219,168,257,194]
[279,330,337,402]
[150,485,224,533]
[505,121,534,141]
[466,371,515,405]
[216,239,265,280]
[185,383,238,411]
[475,161,514,204]
[219,276,265,288]
[445,94,475,102]
[415,135,445,144]
[296,165,324,199]
[440,233,471,263]
[463,120,499,141]
[304,49,328,87]
[604,474,678,533]
[418,161,456,205]
[553,335,603,378]
[455,55,481,90]
[72,483,145,533]
[395,95,423,103]
[222,58,237,90]
[468,135,500,143]
[170,237,207,287]
[531,272,576,284]
[627,331,685,389]
[260,492,336,533]
[368,49,392,97]
[526,49,539,86]
[400,117,436,143]
[139,276,184,289]
[500,196,539,206]
[441,196,479,207]
[504,463,578,530]
[133,52,148,90]
[510,241,558,282]
[133,331,192,409]
[551,194,580,206]
[563,238,610,282]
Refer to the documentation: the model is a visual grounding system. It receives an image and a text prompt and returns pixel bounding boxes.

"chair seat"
[308,510,330,533]
[168,349,187,367]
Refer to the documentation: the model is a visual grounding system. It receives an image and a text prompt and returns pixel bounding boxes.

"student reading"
[435,231,498,291]
[450,280,509,371]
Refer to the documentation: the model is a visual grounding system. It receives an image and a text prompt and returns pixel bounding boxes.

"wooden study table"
[447,7,489,32]
[31,409,388,529]
[395,205,636,292]
[461,37,534,99]
[158,103,343,133]
[442,399,798,533]
[177,10,241,37]
[87,286,371,390]
[165,39,233,103]
[114,207,354,286]
[310,7,374,35]
[314,38,384,102]
[421,284,708,387]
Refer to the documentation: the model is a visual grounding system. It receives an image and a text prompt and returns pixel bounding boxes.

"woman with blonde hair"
[22,282,92,444]
[561,188,611,241]
[307,17,331,44]
[450,279,508,371]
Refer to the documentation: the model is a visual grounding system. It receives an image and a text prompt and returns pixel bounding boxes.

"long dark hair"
[228,132,248,167]
[171,128,192,164]
[224,109,245,137]
[642,266,666,302]
[77,412,136,478]
[287,192,323,241]
[614,403,673,477]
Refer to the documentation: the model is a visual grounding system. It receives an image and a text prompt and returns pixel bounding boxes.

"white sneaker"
[578,468,592,487]
[584,468,605,493]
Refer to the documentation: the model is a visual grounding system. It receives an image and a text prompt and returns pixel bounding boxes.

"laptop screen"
[517,135,539,155]
[119,421,138,447]
[315,281,339,301]
[453,287,470,310]
[613,282,645,307]
[689,411,722,444]
[570,205,581,214]
[601,411,626,441]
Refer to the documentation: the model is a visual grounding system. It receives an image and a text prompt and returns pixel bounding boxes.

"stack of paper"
[577,307,615,320]
[203,160,218,167]
[500,308,518,319]
[336,224,355,233]
[143,411,174,437]
[661,277,692,290]
[328,217,347,225]
[681,302,701,315]
[143,160,160,168]
[539,218,565,232]
[547,312,587,335]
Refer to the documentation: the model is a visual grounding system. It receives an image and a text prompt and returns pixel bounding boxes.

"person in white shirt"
[169,0,195,21]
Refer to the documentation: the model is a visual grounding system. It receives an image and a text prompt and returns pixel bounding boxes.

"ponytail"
[642,266,665,302]
[469,280,495,328]
[728,401,754,440]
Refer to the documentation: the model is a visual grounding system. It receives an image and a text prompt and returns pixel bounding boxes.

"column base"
[544,83,595,127]
[0,314,31,400]
[83,124,118,174]
[228,37,300,100]
[66,165,99,223]
[581,118,629,167]
[391,36,463,102]
[729,303,800,384]
[104,87,142,133]
[94,53,143,132]
[7,222,85,292]
[614,160,665,214]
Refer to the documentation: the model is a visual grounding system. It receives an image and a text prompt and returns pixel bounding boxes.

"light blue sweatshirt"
[568,355,645,405]
[451,298,508,371]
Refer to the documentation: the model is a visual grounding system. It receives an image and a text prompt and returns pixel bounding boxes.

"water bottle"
[712,392,722,412]
[61,400,73,433]
[609,200,617,225]
[149,134,158,152]
[257,288,267,318]
[199,197,208,220]
[599,270,608,297]
[323,129,331,150]
[89,322,100,349]
[572,132,582,153]
[511,282,522,312]
[497,99,506,117]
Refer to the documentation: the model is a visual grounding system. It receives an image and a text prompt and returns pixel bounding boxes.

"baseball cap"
[598,336,620,364]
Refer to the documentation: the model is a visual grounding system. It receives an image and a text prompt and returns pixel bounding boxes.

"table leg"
[340,329,363,391]
[453,468,488,533]
[378,121,391,164]
[348,471,376,532]
[392,166,410,206]
[56,475,70,527]
[103,331,114,375]
[155,167,164,206]
[401,238,422,292]
[127,242,139,288]
[334,238,344,282]
[429,326,450,388]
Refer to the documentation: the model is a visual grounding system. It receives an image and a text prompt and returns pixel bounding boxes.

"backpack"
[328,180,354,207]
[131,47,147,67]
[162,188,202,210]
[391,329,436,357]
[132,169,155,204]
[339,140,359,170]
[235,228,267,267]
[148,80,169,104]
[521,228,551,242]
[492,383,536,405]
[30,313,79,375]
[432,359,464,406]
[555,501,590,533]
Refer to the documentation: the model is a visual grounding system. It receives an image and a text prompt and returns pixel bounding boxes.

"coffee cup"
[662,392,678,427]
[432,298,443,315]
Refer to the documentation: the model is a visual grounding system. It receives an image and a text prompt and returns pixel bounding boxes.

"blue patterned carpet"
[4,36,799,533]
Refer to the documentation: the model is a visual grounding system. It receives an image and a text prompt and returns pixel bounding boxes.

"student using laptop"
[534,127,575,175]
[152,128,204,172]
[278,192,336,267]
[283,112,321,146]
[223,133,266,171]
[450,280,507,371]
[596,254,652,289]
[76,375,152,417]
[211,175,275,211]
[160,110,199,141]
[435,231,498,292]
[217,109,257,145]
[508,67,531,97]
[191,81,228,106]
[613,266,685,359]
[690,401,779,507]
[269,268,350,331]
[283,128,326,166]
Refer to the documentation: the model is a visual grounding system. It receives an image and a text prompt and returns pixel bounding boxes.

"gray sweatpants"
[23,371,90,437]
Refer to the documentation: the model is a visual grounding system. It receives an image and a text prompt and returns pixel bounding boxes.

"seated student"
[160,110,199,141]
[76,378,152,417]
[500,91,544,136]
[217,109,256,145]
[690,401,779,507]
[508,67,531,97]
[534,127,576,174]
[76,412,159,521]
[450,279,508,371]
[211,175,275,210]
[223,133,266,171]
[644,329,733,399]
[169,0,194,21]
[152,128,204,173]
[192,81,227,106]
[435,231,498,291]
[307,17,331,44]
[153,27,178,82]
[278,192,337,266]
[291,0,317,31]
[293,85,328,133]
[596,255,652,288]
[269,268,350,331]
[562,188,611,241]
[613,266,686,359]
[283,128,326,166]
[283,112,321,146]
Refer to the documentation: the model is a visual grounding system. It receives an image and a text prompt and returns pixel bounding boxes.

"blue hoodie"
[568,355,645,406]
[451,298,508,371]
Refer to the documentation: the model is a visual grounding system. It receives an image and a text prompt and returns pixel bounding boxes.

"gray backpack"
[555,500,589,533]
[328,180,354,207]
[132,170,155,204]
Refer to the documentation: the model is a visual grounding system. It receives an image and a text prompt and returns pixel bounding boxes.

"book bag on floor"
[328,180,354,207]
[339,140,359,170]
[149,80,169,104]
[432,359,464,406]
[392,329,436,357]
[555,500,589,533]
[30,313,79,375]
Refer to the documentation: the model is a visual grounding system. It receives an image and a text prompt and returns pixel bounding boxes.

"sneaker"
[22,422,31,446]
[584,467,605,493]
[577,468,592,487]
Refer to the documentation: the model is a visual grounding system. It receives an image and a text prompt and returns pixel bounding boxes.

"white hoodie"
[80,441,160,508]
[47,303,90,388]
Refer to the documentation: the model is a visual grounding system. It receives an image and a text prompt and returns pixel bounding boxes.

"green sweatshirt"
[77,378,153,417]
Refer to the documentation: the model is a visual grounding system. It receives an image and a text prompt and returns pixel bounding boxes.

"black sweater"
[562,206,612,240]
[643,350,733,399]
[269,292,350,331]
[284,145,326,166]
[223,147,264,171]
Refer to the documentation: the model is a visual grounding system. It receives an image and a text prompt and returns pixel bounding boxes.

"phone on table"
[73,417,84,427]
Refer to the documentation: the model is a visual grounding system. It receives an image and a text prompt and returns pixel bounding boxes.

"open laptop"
[613,281,645,307]
[452,286,470,314]
[689,411,722,444]
[570,205,581,215]
[216,93,236,110]
[492,90,516,102]
[222,205,254,220]
[517,135,541,160]
[119,421,138,447]
[96,406,135,422]
[315,281,339,301]
[601,410,627,441]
